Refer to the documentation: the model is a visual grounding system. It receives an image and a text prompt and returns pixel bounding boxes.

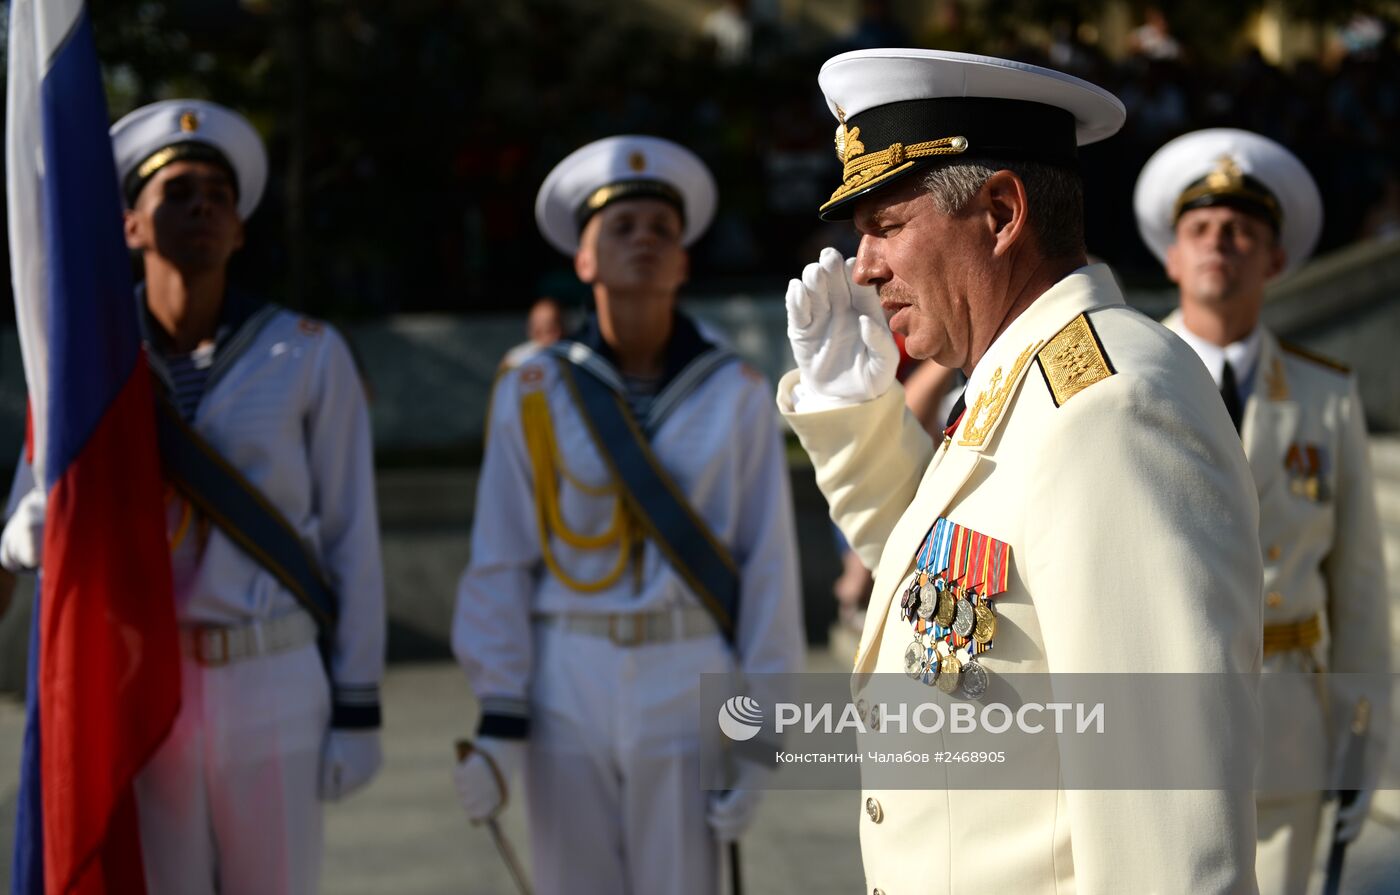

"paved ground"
[0,652,866,895]
[319,652,865,895]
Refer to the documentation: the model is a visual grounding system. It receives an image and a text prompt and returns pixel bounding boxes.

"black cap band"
[820,97,1079,220]
[848,98,1078,168]
[1173,172,1282,232]
[574,179,686,232]
[123,141,239,207]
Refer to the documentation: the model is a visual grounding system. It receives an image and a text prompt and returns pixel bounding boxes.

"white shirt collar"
[1168,318,1263,389]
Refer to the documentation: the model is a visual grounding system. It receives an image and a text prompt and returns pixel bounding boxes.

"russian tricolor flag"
[6,1,180,892]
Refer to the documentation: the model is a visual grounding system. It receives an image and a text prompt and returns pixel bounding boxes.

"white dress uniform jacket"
[780,265,1264,895]
[148,300,385,705]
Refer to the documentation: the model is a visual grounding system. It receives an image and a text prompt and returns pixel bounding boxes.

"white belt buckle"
[608,614,647,647]
[194,627,233,667]
[251,619,268,655]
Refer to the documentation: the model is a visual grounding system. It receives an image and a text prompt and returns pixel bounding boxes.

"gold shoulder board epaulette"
[1279,340,1351,374]
[1036,313,1115,408]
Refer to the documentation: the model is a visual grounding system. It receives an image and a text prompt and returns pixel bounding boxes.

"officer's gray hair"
[920,160,1084,260]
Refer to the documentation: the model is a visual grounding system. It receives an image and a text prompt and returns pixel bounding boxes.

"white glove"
[319,729,383,801]
[707,763,771,843]
[452,736,525,822]
[785,246,899,409]
[1335,788,1375,844]
[1,487,46,573]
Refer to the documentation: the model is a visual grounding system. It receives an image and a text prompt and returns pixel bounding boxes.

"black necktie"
[1220,361,1243,434]
[943,391,966,437]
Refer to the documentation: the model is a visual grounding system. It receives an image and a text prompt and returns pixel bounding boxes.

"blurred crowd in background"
[2,0,1399,318]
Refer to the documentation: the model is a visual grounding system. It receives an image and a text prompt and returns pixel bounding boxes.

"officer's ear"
[574,219,600,284]
[123,208,146,252]
[1164,240,1184,286]
[1266,241,1286,281]
[574,244,596,285]
[981,169,1030,259]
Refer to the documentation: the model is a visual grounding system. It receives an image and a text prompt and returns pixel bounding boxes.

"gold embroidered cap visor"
[1133,128,1322,275]
[110,98,267,221]
[535,135,717,256]
[816,49,1126,221]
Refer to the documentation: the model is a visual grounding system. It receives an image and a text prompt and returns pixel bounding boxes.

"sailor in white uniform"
[450,135,804,895]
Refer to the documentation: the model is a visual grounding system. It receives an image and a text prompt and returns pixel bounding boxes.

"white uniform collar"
[963,262,1117,401]
[1166,316,1262,389]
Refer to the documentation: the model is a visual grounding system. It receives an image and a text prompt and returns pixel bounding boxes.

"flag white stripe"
[36,0,84,66]
[6,0,48,484]
[5,0,87,487]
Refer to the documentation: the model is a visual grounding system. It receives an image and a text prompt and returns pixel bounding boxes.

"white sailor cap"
[816,49,1126,221]
[1133,128,1321,274]
[110,99,267,221]
[534,135,716,255]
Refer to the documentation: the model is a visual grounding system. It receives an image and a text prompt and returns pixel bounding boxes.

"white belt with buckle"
[534,606,718,647]
[180,610,319,667]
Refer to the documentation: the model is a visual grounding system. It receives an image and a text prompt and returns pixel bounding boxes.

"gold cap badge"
[833,105,864,164]
[1172,152,1281,226]
[179,111,200,133]
[1205,154,1244,191]
[628,151,646,172]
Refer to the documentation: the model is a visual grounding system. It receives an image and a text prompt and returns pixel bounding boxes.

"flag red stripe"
[40,357,179,893]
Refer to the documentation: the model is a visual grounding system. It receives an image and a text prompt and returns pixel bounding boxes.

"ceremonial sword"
[455,740,533,895]
[1323,697,1371,895]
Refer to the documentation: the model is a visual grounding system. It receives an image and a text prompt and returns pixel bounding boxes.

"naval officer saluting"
[779,49,1266,893]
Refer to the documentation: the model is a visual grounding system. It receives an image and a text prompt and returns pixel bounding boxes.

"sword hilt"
[453,738,508,824]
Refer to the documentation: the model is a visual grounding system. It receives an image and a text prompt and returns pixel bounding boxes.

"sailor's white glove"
[319,729,383,801]
[453,736,525,821]
[707,763,771,843]
[0,487,46,573]
[785,246,899,409]
[1335,787,1375,844]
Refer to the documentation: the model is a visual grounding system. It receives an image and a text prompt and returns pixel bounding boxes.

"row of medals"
[900,571,996,700]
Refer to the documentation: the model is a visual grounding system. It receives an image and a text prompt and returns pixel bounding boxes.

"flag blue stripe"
[10,588,44,895]
[39,7,137,486]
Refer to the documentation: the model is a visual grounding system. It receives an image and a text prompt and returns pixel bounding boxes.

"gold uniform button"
[1266,591,1284,608]
[873,890,886,895]
[865,797,884,823]
[1267,545,1281,561]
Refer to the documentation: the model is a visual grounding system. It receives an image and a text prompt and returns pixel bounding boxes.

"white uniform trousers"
[524,620,733,895]
[1255,793,1324,895]
[134,642,330,895]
